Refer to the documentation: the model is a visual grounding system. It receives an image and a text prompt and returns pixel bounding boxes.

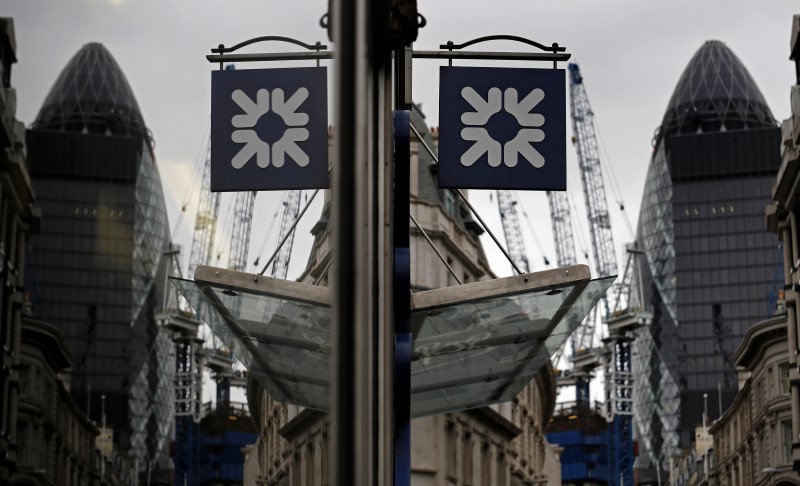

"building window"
[17,421,27,465]
[784,421,793,464]
[292,451,301,486]
[446,257,455,286]
[446,421,458,479]
[444,190,457,217]
[18,365,30,396]
[463,431,474,484]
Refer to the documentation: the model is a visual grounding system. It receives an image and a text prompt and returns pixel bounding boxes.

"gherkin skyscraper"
[25,43,174,475]
[632,40,781,483]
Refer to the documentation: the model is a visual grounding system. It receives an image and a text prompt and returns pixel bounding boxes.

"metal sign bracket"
[207,36,333,68]
[206,34,570,69]
[412,34,570,68]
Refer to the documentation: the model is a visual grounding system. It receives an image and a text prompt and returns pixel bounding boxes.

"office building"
[633,40,781,482]
[25,42,174,475]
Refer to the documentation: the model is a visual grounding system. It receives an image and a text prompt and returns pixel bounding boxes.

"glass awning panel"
[170,269,332,411]
[172,265,613,418]
[408,275,613,416]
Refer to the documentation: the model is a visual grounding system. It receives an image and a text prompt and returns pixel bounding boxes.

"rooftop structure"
[33,42,145,137]
[659,40,775,140]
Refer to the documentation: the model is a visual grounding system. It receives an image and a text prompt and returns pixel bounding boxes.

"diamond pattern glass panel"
[660,40,774,140]
[33,43,145,136]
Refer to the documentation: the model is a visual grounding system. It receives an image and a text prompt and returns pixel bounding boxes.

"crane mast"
[546,190,576,267]
[545,189,576,366]
[569,63,618,359]
[569,63,618,282]
[229,191,256,272]
[270,190,302,279]
[496,190,530,273]
[567,62,636,486]
[188,142,221,278]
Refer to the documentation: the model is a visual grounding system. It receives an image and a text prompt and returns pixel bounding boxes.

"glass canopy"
[172,265,613,418]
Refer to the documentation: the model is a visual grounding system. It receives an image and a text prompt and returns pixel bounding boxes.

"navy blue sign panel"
[438,66,566,190]
[211,67,328,192]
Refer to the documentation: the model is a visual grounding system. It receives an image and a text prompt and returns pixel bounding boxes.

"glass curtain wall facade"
[632,40,781,482]
[24,43,173,470]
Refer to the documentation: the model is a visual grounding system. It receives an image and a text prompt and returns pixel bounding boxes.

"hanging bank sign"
[211,67,328,191]
[438,66,566,190]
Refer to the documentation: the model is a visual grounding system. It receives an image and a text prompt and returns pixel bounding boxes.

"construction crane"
[570,62,618,325]
[175,75,255,481]
[603,245,652,486]
[267,190,303,279]
[546,190,577,367]
[569,62,642,486]
[563,62,620,407]
[173,137,256,484]
[171,135,220,486]
[229,191,256,272]
[187,140,221,279]
[496,190,530,274]
[547,190,577,268]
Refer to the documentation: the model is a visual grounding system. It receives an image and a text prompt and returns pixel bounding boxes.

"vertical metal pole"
[331,0,359,484]
[331,1,393,485]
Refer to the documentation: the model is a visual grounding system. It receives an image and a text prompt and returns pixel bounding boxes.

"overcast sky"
[5,0,799,281]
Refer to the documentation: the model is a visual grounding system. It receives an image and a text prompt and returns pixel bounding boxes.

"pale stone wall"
[705,317,798,486]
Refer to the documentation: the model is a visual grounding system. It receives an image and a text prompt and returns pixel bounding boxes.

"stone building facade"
[706,317,798,486]
[765,13,800,476]
[12,315,104,486]
[245,108,562,485]
[0,16,41,483]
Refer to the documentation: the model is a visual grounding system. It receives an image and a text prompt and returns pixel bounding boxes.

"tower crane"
[496,190,530,273]
[268,190,302,279]
[229,191,256,272]
[173,135,257,484]
[570,62,618,326]
[171,136,218,486]
[546,190,577,367]
[569,62,646,486]
[211,188,257,408]
[188,141,222,279]
[564,62,619,408]
[602,245,651,486]
[547,190,577,268]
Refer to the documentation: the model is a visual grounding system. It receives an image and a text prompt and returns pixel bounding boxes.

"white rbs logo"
[230,87,310,169]
[460,87,546,168]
